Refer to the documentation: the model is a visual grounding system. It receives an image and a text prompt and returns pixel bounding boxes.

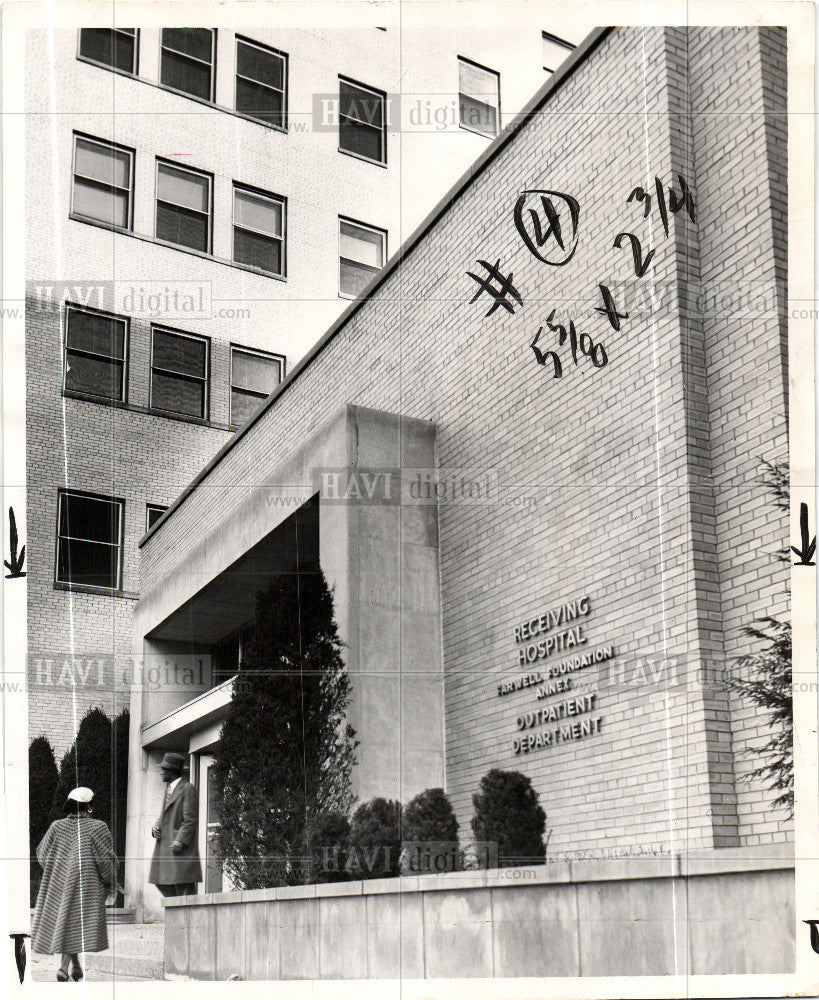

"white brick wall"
[26,23,790,847]
[138,27,790,851]
[24,19,569,750]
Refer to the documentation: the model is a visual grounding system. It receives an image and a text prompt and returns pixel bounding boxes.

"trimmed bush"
[347,798,402,879]
[400,787,460,874]
[49,708,114,827]
[29,736,58,904]
[471,769,546,867]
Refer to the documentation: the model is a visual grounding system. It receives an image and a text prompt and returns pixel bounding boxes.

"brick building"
[24,10,580,753]
[124,24,793,973]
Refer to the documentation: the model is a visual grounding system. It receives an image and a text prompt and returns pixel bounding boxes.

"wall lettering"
[500,595,614,754]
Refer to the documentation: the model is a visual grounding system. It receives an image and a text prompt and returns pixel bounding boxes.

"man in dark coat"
[148,752,202,896]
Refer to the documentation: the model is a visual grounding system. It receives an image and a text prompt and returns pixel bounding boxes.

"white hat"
[68,787,94,803]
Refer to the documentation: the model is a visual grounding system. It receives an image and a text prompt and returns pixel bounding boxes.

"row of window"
[64,304,284,426]
[80,28,287,128]
[56,490,164,591]
[80,29,393,157]
[78,27,508,146]
[72,132,387,294]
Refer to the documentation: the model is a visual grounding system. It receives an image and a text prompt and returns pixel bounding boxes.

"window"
[338,78,386,164]
[72,134,133,229]
[160,28,215,101]
[339,218,386,298]
[542,31,575,73]
[146,504,168,531]
[64,306,127,402]
[212,624,252,686]
[56,490,123,590]
[235,36,287,128]
[150,327,209,419]
[458,57,500,137]
[78,28,138,73]
[230,347,284,426]
[156,160,212,253]
[233,185,286,275]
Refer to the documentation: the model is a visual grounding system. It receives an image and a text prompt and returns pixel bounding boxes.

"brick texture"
[136,28,790,851]
[24,21,560,754]
[26,24,790,849]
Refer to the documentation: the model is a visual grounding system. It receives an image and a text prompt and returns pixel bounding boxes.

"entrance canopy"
[146,494,319,646]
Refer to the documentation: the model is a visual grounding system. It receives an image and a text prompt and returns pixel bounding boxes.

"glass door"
[196,754,223,893]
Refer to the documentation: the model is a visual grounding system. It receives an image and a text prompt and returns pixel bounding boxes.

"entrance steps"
[81,920,165,980]
[29,920,165,982]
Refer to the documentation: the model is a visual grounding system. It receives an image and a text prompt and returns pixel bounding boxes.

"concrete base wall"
[163,846,793,981]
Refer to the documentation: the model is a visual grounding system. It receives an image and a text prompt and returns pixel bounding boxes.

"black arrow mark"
[803,920,819,954]
[11,934,27,984]
[791,503,816,566]
[4,507,26,578]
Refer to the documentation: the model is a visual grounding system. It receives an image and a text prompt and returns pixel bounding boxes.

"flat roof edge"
[140,26,613,549]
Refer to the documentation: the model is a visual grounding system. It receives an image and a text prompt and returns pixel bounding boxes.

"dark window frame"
[541,30,575,73]
[149,324,211,420]
[338,76,387,165]
[234,35,288,131]
[75,28,285,134]
[146,503,168,532]
[55,489,124,592]
[457,55,501,139]
[338,215,387,299]
[160,27,217,103]
[77,27,139,75]
[71,132,135,231]
[212,621,254,686]
[155,158,214,255]
[62,302,129,403]
[231,182,287,278]
[229,344,286,427]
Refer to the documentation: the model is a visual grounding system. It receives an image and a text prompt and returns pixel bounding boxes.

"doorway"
[196,754,223,893]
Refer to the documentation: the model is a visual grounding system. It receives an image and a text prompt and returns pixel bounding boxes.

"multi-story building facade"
[25,10,582,753]
[124,25,794,972]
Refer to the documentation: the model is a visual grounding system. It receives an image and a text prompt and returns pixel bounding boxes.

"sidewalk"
[30,958,156,983]
[29,922,165,982]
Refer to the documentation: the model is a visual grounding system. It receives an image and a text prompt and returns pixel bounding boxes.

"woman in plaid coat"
[32,787,117,982]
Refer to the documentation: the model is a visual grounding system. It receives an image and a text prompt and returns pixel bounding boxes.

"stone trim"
[163,842,794,907]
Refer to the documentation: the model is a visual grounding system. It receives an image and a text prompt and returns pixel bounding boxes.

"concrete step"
[98,922,164,956]
[81,951,165,981]
[81,923,165,980]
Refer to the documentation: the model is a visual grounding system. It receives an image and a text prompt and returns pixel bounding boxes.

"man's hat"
[159,752,186,773]
[68,787,94,803]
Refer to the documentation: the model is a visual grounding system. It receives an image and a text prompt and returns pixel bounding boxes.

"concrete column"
[126,404,446,911]
[339,405,445,803]
[124,635,212,920]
